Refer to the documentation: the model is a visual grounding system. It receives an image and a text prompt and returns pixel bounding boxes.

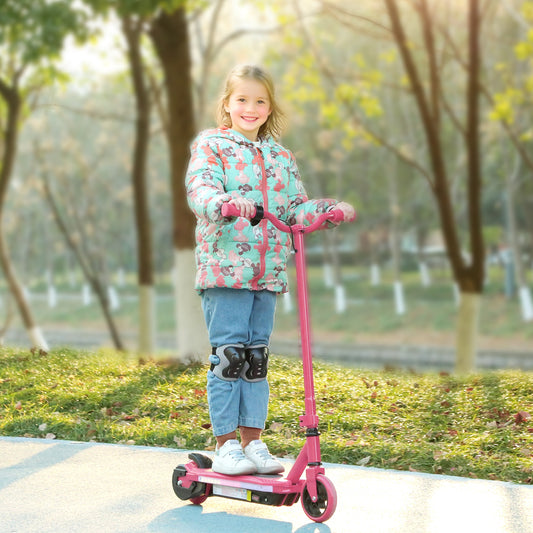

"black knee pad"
[209,345,246,381]
[242,345,269,383]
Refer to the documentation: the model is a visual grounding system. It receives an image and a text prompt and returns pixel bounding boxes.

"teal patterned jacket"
[186,127,336,293]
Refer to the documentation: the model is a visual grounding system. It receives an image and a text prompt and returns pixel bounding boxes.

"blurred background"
[0,0,532,371]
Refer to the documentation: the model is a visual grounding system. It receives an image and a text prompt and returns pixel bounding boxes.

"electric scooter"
[171,202,352,523]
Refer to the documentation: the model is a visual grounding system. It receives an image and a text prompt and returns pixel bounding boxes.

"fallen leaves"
[514,411,531,425]
[357,455,371,466]
[269,422,284,433]
[2,348,532,485]
[173,436,186,447]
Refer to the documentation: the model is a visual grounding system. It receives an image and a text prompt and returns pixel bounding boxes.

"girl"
[186,64,355,476]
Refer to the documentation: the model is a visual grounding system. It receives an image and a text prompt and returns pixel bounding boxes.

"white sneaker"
[212,439,257,476]
[244,440,285,475]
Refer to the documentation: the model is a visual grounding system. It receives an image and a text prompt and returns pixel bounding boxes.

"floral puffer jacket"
[186,127,337,293]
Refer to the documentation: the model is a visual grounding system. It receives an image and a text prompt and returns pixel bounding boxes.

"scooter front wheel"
[301,475,337,523]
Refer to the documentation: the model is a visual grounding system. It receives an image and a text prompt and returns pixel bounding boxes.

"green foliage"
[489,1,533,126]
[513,1,533,110]
[83,0,192,18]
[489,88,523,124]
[1,348,532,484]
[272,25,385,146]
[0,0,89,65]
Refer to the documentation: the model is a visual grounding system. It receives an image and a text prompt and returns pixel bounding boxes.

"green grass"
[1,347,532,484]
[5,264,532,348]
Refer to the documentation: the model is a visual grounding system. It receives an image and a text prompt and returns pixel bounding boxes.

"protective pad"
[242,345,269,382]
[210,345,246,381]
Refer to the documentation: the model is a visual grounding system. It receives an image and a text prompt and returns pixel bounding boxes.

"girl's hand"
[335,202,356,223]
[227,197,256,219]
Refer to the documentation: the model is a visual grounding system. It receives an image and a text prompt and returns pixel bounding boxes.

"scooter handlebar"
[221,203,247,218]
[327,209,344,224]
[221,202,350,233]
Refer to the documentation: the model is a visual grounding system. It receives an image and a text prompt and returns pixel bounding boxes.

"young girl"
[186,64,355,476]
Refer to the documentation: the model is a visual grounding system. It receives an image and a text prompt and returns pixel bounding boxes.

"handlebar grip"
[327,209,345,224]
[221,203,243,218]
[221,203,263,226]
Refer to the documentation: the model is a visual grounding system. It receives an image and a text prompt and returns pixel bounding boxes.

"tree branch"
[295,0,434,185]
[438,15,533,173]
[320,1,392,37]
[420,0,441,128]
[465,0,484,289]
[35,103,134,123]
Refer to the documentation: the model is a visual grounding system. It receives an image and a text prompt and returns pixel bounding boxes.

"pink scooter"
[172,203,352,523]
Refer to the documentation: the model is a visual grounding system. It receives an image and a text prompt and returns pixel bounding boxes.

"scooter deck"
[176,460,305,506]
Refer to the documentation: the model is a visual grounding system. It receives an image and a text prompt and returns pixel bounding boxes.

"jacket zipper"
[251,146,269,289]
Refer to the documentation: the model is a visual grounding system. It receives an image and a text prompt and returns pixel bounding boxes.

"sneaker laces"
[228,449,244,459]
[225,446,246,461]
[254,446,274,462]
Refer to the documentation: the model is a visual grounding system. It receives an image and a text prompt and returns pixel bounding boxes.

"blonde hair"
[215,65,286,140]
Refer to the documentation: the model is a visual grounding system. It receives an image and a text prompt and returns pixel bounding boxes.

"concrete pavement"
[1,436,532,533]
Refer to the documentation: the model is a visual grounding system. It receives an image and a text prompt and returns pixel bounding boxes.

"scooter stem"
[292,227,321,466]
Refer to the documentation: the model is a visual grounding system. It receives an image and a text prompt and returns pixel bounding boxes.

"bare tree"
[0,68,49,350]
[382,0,485,372]
[122,14,156,355]
[38,150,126,351]
[0,1,89,350]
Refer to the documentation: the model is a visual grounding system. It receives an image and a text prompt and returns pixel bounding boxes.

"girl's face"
[224,78,272,141]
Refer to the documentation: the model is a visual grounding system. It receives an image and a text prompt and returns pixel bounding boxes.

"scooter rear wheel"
[190,483,211,505]
[172,455,212,505]
[172,466,209,502]
[301,475,337,523]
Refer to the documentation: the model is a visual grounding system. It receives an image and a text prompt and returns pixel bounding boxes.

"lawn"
[3,264,532,352]
[1,347,532,485]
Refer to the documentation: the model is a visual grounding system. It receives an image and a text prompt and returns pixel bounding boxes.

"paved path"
[1,437,532,533]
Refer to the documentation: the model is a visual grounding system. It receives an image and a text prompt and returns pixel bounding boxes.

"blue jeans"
[201,288,277,436]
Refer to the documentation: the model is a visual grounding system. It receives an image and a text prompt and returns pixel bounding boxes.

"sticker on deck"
[213,485,250,501]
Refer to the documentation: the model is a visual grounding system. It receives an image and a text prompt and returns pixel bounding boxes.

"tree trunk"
[150,7,207,362]
[387,158,406,315]
[0,80,48,350]
[173,248,208,358]
[323,231,346,313]
[455,293,481,373]
[384,0,485,373]
[0,292,15,345]
[455,0,484,372]
[122,15,156,355]
[91,276,125,350]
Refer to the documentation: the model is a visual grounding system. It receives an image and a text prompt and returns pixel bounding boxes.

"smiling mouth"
[241,116,258,122]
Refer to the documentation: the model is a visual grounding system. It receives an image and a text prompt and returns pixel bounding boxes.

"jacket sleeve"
[285,150,337,225]
[186,137,232,224]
